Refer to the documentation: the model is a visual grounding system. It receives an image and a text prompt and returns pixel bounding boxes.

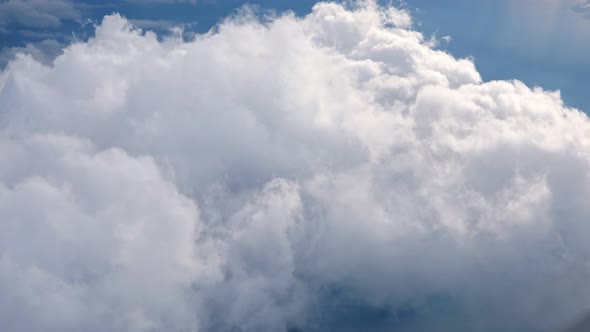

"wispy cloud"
[573,0,590,18]
[0,0,80,28]
[124,0,215,4]
[128,19,188,31]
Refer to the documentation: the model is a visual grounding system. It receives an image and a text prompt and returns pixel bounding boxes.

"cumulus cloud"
[1,1,589,331]
[0,39,64,67]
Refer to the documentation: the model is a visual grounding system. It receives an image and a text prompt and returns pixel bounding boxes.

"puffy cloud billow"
[1,1,589,331]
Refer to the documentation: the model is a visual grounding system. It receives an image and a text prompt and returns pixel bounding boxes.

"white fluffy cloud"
[1,1,589,331]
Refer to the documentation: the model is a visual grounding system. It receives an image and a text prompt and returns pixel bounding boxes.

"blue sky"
[1,0,589,111]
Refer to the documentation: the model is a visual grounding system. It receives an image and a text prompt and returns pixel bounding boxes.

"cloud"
[0,39,64,67]
[1,2,590,331]
[573,0,590,18]
[0,0,80,28]
[128,19,179,31]
[564,313,590,332]
[124,0,215,4]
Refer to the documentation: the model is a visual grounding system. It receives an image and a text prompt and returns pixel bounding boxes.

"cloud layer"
[0,0,80,28]
[1,2,589,331]
[574,0,590,18]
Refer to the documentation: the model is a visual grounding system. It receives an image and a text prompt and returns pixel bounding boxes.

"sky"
[2,1,590,332]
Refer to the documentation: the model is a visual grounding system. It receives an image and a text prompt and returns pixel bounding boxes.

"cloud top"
[1,2,589,331]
